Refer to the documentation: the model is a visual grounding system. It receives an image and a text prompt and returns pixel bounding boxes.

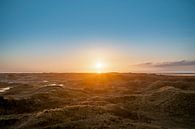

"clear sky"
[0,0,195,73]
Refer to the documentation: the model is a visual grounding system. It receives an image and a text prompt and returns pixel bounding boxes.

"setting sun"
[94,61,106,73]
[95,62,104,68]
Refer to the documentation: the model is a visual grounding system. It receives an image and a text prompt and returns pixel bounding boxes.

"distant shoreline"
[156,73,195,76]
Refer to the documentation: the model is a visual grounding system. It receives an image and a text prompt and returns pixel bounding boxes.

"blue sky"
[0,0,195,72]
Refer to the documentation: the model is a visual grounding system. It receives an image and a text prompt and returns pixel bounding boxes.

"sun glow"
[95,61,106,73]
[95,62,104,68]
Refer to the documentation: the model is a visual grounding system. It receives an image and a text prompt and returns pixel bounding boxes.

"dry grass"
[0,73,195,129]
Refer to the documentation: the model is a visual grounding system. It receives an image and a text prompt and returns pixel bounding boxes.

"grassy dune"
[0,73,195,129]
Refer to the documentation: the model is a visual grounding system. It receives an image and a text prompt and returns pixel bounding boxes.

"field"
[0,73,195,129]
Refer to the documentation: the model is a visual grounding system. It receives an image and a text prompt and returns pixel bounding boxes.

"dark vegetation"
[0,73,195,129]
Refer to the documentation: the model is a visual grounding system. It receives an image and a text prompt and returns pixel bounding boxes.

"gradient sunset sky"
[0,0,195,73]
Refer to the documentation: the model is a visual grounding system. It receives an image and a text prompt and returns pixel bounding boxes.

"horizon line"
[0,72,195,74]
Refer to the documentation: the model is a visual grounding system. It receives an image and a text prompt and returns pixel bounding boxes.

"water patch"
[43,80,48,83]
[45,83,64,86]
[0,87,10,93]
[49,83,56,86]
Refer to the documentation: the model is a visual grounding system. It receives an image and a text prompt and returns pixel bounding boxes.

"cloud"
[136,60,195,67]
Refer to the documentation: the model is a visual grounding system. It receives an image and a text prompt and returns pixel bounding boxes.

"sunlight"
[95,61,104,69]
[97,71,102,74]
[95,61,106,73]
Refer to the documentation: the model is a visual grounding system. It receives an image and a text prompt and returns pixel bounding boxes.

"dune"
[0,73,194,129]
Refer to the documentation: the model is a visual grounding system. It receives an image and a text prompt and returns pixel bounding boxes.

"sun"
[94,61,106,73]
[95,62,103,68]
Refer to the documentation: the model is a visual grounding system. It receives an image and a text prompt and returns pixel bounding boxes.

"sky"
[0,0,195,73]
